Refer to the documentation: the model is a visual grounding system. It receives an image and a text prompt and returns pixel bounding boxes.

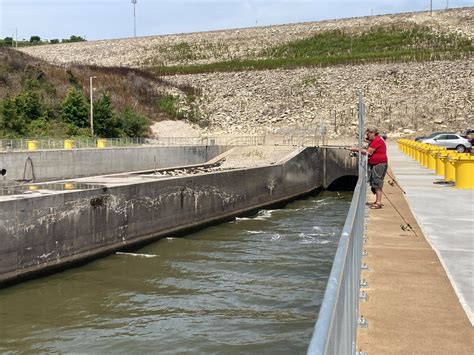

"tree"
[50,39,60,44]
[29,35,41,43]
[93,94,121,137]
[3,37,13,46]
[60,87,89,129]
[14,90,43,120]
[0,96,27,136]
[62,35,86,43]
[118,108,149,137]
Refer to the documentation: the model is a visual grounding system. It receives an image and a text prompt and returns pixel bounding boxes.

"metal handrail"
[307,92,367,355]
[306,160,367,354]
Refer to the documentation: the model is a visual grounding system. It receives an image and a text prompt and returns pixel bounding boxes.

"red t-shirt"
[368,136,388,165]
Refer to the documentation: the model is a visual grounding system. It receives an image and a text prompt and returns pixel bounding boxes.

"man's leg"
[375,188,383,205]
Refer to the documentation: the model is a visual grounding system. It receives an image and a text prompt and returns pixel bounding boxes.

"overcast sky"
[1,0,473,41]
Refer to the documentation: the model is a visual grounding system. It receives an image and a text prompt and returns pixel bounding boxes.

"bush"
[118,108,149,137]
[93,94,122,137]
[60,87,90,129]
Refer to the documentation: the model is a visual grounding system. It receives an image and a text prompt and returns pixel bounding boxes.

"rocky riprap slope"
[164,60,473,138]
[17,8,474,138]
[19,8,473,68]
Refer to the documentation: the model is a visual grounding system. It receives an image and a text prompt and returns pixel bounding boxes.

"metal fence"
[0,136,268,152]
[306,92,367,355]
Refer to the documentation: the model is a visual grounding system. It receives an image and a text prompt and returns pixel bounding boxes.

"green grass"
[149,26,473,75]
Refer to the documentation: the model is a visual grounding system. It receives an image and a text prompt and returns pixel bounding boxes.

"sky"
[1,0,473,41]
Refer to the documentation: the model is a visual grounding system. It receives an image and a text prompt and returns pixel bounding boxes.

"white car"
[421,133,472,153]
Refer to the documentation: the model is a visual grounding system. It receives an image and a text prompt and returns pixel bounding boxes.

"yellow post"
[64,140,74,150]
[427,149,437,171]
[97,139,107,148]
[452,156,474,189]
[421,145,429,167]
[443,153,458,182]
[435,151,448,176]
[27,140,38,151]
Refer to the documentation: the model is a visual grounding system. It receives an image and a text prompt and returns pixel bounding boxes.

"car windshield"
[426,132,452,139]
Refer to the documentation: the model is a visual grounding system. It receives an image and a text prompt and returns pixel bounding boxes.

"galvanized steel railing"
[307,92,367,355]
[0,136,267,152]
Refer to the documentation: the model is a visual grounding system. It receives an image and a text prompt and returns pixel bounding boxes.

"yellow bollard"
[97,139,107,149]
[27,140,38,151]
[64,139,74,150]
[435,151,448,176]
[451,156,474,189]
[421,145,429,167]
[444,153,468,182]
[427,149,437,171]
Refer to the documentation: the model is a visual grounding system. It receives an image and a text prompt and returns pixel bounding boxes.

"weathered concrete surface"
[388,144,474,324]
[0,145,226,186]
[0,147,357,286]
[357,169,474,353]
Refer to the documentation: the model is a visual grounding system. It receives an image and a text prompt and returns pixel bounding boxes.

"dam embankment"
[0,145,226,185]
[0,147,357,286]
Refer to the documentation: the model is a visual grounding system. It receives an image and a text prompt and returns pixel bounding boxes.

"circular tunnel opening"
[327,175,358,191]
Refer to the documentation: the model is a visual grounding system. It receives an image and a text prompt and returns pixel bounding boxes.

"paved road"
[388,144,474,325]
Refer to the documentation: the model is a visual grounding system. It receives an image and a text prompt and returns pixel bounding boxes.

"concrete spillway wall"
[0,145,226,185]
[0,147,356,286]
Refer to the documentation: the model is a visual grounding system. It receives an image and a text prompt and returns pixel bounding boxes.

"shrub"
[118,108,149,137]
[60,87,90,129]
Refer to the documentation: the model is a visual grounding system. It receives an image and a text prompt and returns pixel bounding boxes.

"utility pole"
[430,0,433,16]
[90,76,97,136]
[446,0,449,9]
[132,0,137,37]
[15,28,18,47]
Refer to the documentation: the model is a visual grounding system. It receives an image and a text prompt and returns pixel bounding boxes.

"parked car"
[464,129,474,146]
[421,133,472,153]
[415,131,453,142]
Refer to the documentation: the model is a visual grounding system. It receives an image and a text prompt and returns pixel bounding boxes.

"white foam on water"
[235,217,253,221]
[246,230,265,234]
[270,233,282,241]
[116,252,158,258]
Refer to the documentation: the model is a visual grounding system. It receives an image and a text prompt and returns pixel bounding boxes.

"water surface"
[0,191,351,354]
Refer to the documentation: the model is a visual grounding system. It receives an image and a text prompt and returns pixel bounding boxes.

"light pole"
[90,76,97,136]
[132,0,137,37]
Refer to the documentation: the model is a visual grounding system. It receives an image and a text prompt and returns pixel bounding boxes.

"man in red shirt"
[351,127,388,209]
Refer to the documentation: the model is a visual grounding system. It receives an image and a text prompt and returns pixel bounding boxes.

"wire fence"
[0,134,338,152]
[0,136,270,152]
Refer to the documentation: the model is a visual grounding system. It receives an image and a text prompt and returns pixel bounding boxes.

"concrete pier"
[0,145,226,185]
[357,144,474,353]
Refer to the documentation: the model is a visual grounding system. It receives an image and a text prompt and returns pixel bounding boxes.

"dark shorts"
[368,163,388,189]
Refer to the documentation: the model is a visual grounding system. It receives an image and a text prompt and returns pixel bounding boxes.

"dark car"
[415,131,454,142]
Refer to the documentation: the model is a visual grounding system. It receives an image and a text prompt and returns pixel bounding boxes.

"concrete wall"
[0,147,356,286]
[0,146,226,185]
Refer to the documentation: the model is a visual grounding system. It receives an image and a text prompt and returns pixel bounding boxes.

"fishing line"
[380,190,420,238]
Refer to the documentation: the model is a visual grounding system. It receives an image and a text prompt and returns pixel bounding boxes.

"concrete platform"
[357,149,474,353]
[388,144,474,325]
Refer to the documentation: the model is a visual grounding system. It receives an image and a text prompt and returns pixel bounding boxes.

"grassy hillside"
[0,48,206,138]
[150,25,473,75]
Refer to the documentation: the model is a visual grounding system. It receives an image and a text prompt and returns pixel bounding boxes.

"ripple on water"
[0,191,351,354]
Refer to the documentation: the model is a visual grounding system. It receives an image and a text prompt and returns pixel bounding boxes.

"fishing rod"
[386,171,406,194]
[380,190,419,237]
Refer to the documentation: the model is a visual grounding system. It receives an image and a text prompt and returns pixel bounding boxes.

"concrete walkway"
[388,144,474,325]
[357,147,474,353]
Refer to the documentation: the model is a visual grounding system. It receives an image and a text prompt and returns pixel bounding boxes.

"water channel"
[0,191,351,354]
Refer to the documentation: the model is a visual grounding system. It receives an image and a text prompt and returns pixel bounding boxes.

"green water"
[0,191,351,354]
